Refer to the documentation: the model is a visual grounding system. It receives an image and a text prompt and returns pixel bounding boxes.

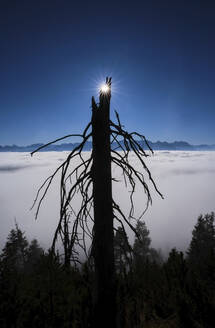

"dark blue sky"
[1,0,215,145]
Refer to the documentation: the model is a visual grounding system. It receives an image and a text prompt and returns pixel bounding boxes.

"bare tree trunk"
[91,78,116,327]
[31,76,163,327]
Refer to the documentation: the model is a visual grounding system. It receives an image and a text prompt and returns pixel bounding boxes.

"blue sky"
[1,0,215,145]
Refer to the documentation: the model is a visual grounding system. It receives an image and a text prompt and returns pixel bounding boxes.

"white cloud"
[0,151,215,255]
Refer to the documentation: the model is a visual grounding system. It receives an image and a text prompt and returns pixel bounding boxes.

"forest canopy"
[0,212,215,327]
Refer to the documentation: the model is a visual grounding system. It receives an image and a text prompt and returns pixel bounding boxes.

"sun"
[100,84,110,94]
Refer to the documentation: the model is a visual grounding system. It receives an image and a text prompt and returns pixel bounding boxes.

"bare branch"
[31,109,163,266]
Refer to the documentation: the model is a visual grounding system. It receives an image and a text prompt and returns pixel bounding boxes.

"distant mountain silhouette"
[146,140,215,151]
[0,140,215,152]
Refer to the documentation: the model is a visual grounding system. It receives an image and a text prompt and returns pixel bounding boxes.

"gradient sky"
[1,0,215,145]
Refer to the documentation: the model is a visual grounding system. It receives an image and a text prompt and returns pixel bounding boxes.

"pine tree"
[187,212,215,326]
[1,224,29,272]
[26,238,44,272]
[133,220,151,265]
[187,212,215,273]
[114,227,131,275]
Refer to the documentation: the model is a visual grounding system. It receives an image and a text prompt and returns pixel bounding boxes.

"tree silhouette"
[114,226,131,275]
[133,220,151,264]
[187,212,215,271]
[1,223,29,272]
[186,212,215,325]
[31,77,163,327]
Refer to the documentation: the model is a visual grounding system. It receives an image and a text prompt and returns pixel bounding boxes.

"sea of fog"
[0,151,215,255]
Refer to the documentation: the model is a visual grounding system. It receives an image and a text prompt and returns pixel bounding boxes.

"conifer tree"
[133,220,151,263]
[187,212,215,272]
[114,226,131,275]
[187,213,215,326]
[1,224,28,272]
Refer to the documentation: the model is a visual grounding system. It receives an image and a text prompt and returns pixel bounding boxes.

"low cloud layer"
[0,151,215,255]
[0,165,30,172]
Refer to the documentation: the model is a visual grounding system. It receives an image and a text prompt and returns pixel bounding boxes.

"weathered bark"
[91,77,116,327]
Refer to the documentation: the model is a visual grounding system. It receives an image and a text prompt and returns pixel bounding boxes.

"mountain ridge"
[0,140,215,152]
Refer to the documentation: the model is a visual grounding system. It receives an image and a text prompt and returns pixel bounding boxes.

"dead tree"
[91,77,116,327]
[31,77,163,327]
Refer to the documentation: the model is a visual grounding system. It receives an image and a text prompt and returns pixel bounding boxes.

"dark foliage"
[1,213,215,327]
